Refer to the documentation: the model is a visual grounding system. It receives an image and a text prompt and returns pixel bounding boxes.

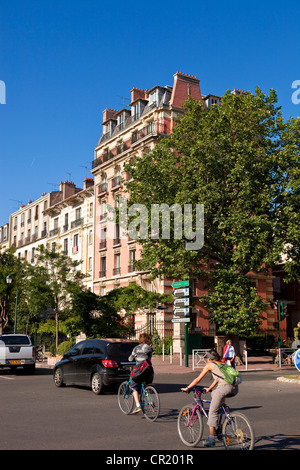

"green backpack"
[215,363,242,386]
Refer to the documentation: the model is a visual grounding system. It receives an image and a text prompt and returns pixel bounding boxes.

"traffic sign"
[172,280,190,288]
[173,287,190,297]
[174,307,190,316]
[294,349,300,372]
[172,317,191,323]
[174,297,190,307]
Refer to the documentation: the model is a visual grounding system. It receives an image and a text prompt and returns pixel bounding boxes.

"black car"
[53,338,138,394]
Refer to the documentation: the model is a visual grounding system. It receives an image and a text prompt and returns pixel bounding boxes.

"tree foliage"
[124,88,296,334]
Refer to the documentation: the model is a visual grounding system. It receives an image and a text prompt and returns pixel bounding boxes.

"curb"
[276,376,300,384]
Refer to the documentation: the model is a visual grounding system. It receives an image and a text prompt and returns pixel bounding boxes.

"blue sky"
[1,0,300,225]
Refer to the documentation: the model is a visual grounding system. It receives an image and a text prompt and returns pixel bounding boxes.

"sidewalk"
[151,354,297,374]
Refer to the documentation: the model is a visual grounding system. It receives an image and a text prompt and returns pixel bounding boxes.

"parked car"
[53,338,138,394]
[0,334,36,373]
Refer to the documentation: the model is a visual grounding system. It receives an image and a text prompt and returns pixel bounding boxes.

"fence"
[276,348,298,368]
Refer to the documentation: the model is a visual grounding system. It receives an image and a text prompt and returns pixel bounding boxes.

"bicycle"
[177,386,255,450]
[118,375,160,422]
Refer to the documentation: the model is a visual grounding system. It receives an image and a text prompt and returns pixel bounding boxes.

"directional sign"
[172,280,190,288]
[174,307,190,316]
[174,297,190,307]
[173,287,190,298]
[294,349,300,373]
[172,317,191,323]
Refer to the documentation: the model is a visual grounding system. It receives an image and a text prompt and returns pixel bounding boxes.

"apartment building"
[44,179,94,290]
[9,191,58,262]
[91,72,203,338]
[91,71,279,346]
[9,178,94,290]
[0,223,9,252]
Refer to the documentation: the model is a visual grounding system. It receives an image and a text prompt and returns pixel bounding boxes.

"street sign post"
[172,280,190,288]
[294,349,300,373]
[172,280,192,367]
[172,318,191,323]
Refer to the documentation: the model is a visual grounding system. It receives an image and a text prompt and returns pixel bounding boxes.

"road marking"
[0,375,15,380]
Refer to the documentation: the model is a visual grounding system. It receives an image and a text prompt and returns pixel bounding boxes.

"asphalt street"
[0,367,299,453]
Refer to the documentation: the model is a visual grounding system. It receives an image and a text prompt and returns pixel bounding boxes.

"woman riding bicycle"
[181,348,238,447]
[128,333,154,414]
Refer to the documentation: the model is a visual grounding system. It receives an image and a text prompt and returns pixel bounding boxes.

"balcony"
[50,228,60,237]
[131,121,167,144]
[99,270,106,278]
[111,176,121,189]
[98,182,107,195]
[99,240,107,250]
[71,218,83,229]
[72,245,78,254]
[128,264,135,273]
[113,267,121,275]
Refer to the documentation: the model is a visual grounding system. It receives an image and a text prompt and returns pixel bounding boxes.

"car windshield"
[0,335,31,345]
[106,341,138,361]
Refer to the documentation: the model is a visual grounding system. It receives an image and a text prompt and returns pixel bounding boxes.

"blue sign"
[294,349,300,372]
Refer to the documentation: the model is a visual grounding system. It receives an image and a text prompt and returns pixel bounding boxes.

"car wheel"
[53,367,64,387]
[91,372,103,395]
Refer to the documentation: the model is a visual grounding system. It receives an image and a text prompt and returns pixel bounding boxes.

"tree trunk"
[55,310,59,349]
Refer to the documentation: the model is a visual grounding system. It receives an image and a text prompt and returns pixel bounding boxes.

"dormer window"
[150,89,158,107]
[132,102,140,121]
[119,113,125,130]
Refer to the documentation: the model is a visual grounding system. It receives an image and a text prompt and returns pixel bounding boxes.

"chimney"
[102,108,118,124]
[130,87,148,104]
[83,178,94,190]
[170,72,201,108]
[59,181,76,200]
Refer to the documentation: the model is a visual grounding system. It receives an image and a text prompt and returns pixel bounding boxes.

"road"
[0,367,299,453]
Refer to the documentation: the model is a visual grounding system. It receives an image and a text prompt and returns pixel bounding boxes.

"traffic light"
[279,302,288,321]
[270,301,278,310]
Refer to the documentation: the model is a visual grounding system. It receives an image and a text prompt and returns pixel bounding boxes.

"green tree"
[125,88,289,335]
[35,244,82,348]
[0,248,20,334]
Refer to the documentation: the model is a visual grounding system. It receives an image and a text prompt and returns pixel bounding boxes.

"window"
[64,213,69,230]
[114,253,120,275]
[129,249,136,272]
[75,208,81,221]
[89,202,93,218]
[133,102,140,120]
[73,233,79,253]
[100,286,106,296]
[88,257,92,272]
[54,218,59,229]
[63,238,68,255]
[100,256,106,277]
[35,205,39,220]
[100,201,107,221]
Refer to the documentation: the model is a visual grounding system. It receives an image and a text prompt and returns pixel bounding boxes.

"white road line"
[0,375,15,380]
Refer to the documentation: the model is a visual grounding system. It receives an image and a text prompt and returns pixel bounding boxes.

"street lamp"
[5,273,18,334]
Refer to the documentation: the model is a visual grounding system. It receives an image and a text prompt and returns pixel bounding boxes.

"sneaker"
[132,406,142,414]
[203,438,215,447]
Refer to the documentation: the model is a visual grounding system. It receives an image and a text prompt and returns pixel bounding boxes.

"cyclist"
[128,333,154,414]
[181,348,238,447]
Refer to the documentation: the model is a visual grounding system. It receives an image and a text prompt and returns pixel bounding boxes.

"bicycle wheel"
[141,385,160,421]
[177,404,203,447]
[118,381,134,415]
[222,411,255,450]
